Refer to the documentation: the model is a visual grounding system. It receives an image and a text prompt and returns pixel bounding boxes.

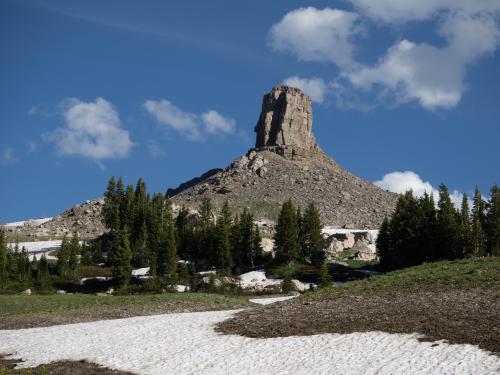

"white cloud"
[1,146,18,165]
[144,99,201,141]
[144,99,237,140]
[147,141,166,158]
[374,170,465,208]
[344,12,500,109]
[271,5,500,110]
[45,98,132,161]
[201,110,235,135]
[268,7,362,69]
[283,76,328,103]
[348,0,500,23]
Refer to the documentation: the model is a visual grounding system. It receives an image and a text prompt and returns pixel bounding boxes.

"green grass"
[0,292,251,320]
[312,256,500,299]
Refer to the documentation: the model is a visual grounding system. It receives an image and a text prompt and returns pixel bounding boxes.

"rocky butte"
[169,85,398,228]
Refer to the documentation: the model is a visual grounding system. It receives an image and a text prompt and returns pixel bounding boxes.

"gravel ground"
[217,288,500,354]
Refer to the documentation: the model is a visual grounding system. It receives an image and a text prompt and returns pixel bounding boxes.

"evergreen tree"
[389,191,424,267]
[197,197,214,268]
[471,186,486,256]
[103,176,119,230]
[458,193,473,257]
[37,254,49,285]
[231,208,259,270]
[213,202,233,274]
[57,235,70,277]
[175,206,192,261]
[485,185,500,255]
[80,243,93,266]
[376,217,392,269]
[109,228,132,287]
[319,261,332,288]
[68,232,80,271]
[157,200,177,283]
[274,200,300,265]
[436,184,460,259]
[300,202,325,266]
[281,271,293,294]
[418,192,437,262]
[0,230,9,287]
[17,247,31,282]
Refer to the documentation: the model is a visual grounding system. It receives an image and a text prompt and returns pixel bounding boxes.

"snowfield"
[1,310,498,375]
[6,240,62,261]
[3,217,53,227]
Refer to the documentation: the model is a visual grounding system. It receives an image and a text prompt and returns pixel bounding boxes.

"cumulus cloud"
[270,4,500,110]
[268,7,362,68]
[45,98,132,161]
[144,99,236,140]
[201,110,235,135]
[283,76,328,103]
[374,170,465,207]
[344,12,500,109]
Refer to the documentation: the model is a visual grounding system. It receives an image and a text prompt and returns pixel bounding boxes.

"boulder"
[21,289,31,296]
[291,279,306,292]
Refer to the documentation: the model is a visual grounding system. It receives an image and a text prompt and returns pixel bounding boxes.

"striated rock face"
[255,86,318,158]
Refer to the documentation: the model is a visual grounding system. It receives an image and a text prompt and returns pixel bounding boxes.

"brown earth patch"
[0,356,135,375]
[217,288,500,354]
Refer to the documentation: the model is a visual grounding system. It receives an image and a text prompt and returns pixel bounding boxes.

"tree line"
[100,177,327,287]
[0,231,90,289]
[377,184,500,270]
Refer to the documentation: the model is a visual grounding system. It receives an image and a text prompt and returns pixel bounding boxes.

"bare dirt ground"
[217,288,500,354]
[0,357,135,374]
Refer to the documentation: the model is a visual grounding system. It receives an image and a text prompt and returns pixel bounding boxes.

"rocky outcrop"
[3,199,107,240]
[255,85,319,159]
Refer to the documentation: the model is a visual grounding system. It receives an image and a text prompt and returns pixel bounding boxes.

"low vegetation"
[0,292,251,330]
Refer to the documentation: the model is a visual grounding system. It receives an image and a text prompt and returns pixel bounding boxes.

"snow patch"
[3,217,53,227]
[0,310,498,374]
[249,296,297,305]
[238,270,281,289]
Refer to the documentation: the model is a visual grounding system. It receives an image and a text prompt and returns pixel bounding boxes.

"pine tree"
[274,200,300,265]
[436,184,460,260]
[175,206,192,261]
[319,261,332,288]
[103,176,119,230]
[458,193,473,257]
[485,185,500,255]
[110,228,132,287]
[57,235,70,277]
[471,186,486,256]
[231,208,259,270]
[80,243,93,266]
[376,217,392,269]
[213,201,233,275]
[418,192,437,262]
[301,202,325,266]
[0,230,9,287]
[157,200,177,283]
[37,254,49,285]
[68,232,80,271]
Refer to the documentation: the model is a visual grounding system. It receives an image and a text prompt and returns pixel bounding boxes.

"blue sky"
[1,0,499,222]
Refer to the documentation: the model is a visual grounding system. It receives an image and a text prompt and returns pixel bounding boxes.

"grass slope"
[0,293,251,330]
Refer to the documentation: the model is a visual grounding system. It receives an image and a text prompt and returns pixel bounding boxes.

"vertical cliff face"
[254,86,319,156]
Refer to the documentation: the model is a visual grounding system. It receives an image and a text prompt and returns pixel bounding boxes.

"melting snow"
[3,217,53,227]
[249,296,297,305]
[7,240,62,261]
[0,310,498,374]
